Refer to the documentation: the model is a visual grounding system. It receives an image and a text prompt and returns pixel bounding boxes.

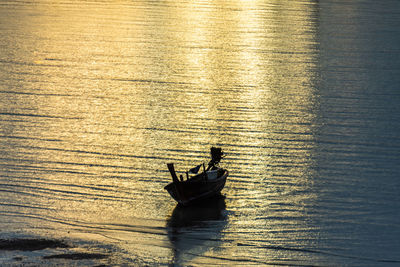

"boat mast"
[167,163,179,183]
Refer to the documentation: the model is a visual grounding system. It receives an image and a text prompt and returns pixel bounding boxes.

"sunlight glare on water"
[1,0,399,266]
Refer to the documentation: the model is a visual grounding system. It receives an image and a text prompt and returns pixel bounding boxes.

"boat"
[164,147,229,206]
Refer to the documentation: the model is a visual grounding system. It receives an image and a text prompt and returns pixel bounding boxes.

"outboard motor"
[209,147,224,167]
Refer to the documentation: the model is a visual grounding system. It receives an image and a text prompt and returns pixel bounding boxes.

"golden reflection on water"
[1,0,320,265]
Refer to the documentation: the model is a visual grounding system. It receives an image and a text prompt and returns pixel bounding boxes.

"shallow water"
[1,0,400,266]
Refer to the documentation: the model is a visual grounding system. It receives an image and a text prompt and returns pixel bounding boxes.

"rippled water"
[1,0,400,266]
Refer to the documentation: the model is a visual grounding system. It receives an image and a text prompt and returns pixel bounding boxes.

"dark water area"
[1,0,400,266]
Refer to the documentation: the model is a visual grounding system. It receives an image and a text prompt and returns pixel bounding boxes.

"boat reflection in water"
[166,194,228,265]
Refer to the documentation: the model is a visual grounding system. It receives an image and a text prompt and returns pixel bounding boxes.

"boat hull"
[164,169,228,206]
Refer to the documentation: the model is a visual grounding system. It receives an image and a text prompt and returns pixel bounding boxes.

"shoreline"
[0,238,110,266]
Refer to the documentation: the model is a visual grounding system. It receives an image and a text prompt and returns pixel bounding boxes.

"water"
[1,0,399,266]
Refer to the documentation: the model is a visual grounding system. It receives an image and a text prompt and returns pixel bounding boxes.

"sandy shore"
[0,238,110,266]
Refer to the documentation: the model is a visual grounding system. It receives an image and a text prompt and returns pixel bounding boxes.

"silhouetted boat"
[164,147,229,206]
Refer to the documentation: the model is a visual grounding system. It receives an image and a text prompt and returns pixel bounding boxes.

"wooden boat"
[164,147,229,206]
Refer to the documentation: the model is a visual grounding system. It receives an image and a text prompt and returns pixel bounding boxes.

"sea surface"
[1,0,400,266]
